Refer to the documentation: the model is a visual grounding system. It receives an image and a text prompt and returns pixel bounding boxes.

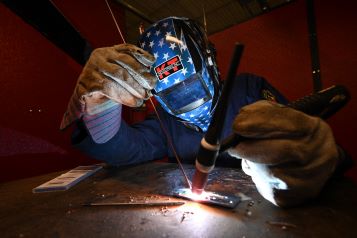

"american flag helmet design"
[138,17,219,132]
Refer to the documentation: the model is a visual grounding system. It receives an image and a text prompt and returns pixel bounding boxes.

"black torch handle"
[194,43,244,169]
[287,84,350,119]
[191,43,245,193]
[219,84,350,152]
[204,43,245,145]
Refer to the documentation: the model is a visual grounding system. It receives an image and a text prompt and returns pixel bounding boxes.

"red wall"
[210,0,357,179]
[1,0,356,182]
[0,0,125,182]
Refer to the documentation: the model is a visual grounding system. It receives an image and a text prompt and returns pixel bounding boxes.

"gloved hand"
[228,100,339,207]
[60,44,157,130]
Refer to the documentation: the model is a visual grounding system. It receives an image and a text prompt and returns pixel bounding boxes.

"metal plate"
[173,188,240,208]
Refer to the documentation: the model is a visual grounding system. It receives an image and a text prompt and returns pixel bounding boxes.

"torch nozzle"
[191,170,209,195]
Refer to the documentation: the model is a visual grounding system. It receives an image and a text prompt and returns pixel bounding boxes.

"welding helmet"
[138,17,221,132]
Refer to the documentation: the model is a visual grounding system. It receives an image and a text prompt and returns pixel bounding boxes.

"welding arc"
[105,1,192,188]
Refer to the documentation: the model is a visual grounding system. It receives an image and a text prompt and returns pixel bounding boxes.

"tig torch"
[191,43,245,194]
[191,43,350,195]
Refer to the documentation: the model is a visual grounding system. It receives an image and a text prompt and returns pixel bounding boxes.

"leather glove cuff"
[60,90,85,130]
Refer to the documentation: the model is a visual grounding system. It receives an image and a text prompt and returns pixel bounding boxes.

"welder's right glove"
[228,100,339,207]
[60,44,157,143]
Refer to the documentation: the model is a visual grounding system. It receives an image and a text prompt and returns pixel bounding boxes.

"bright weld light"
[180,189,212,201]
[189,191,208,201]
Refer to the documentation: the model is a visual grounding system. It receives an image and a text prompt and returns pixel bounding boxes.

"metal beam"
[113,0,154,24]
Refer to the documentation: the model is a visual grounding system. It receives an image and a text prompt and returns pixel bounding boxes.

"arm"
[72,114,168,166]
[226,75,352,207]
[60,44,164,165]
[229,100,339,207]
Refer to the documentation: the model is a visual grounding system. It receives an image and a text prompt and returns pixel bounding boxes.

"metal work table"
[1,162,356,238]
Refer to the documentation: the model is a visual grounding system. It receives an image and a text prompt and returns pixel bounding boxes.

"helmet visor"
[156,72,212,115]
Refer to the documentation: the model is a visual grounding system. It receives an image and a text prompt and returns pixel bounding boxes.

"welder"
[60,16,348,207]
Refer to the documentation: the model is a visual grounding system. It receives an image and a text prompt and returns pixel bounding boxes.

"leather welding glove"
[227,100,339,207]
[60,44,157,132]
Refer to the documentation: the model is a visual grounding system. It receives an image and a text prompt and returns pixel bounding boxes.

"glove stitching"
[101,71,143,99]
[113,60,152,90]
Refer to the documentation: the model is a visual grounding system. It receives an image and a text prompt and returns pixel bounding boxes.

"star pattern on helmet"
[139,19,195,92]
[181,67,188,76]
[169,42,176,50]
[138,18,214,132]
[162,53,169,61]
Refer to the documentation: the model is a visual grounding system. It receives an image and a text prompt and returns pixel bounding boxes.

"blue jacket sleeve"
[72,114,168,166]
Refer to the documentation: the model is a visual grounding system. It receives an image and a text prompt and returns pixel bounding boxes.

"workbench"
[1,162,356,238]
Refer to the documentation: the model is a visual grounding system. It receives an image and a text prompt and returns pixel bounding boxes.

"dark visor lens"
[157,73,212,115]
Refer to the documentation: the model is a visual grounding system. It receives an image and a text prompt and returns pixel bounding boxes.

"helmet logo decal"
[154,55,183,80]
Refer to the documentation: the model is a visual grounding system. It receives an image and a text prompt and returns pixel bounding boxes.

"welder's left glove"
[228,100,339,207]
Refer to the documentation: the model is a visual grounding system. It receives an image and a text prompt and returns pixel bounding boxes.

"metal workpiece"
[1,163,357,238]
